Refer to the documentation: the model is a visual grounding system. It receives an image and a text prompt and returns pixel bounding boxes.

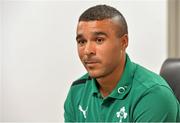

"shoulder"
[133,64,171,90]
[131,63,176,103]
[132,64,177,104]
[64,73,91,111]
[71,73,91,87]
[67,73,91,98]
[132,84,180,122]
[130,64,180,121]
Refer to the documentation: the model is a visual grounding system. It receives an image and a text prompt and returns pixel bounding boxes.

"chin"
[86,67,106,78]
[87,71,97,78]
[88,71,104,79]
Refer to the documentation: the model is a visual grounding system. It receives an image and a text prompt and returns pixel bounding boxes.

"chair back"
[160,58,180,101]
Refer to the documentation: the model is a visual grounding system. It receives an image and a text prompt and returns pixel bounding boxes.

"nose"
[84,41,96,56]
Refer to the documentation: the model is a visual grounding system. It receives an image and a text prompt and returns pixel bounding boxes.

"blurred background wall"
[168,0,180,58]
[0,0,3,121]
[0,0,170,122]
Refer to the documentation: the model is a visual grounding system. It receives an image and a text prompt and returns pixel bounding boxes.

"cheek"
[99,44,121,60]
[77,48,84,60]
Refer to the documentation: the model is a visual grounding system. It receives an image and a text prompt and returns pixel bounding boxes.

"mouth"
[84,61,98,65]
[82,57,100,67]
[85,60,97,63]
[83,60,100,67]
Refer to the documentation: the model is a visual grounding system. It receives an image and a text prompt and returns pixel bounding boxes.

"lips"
[84,61,99,67]
[83,59,100,67]
[84,61,98,64]
[82,57,100,67]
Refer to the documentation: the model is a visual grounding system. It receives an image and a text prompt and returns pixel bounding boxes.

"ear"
[120,34,128,50]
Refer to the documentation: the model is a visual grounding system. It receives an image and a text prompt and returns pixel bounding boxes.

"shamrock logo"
[116,106,127,123]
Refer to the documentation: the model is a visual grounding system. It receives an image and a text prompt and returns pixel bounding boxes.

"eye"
[77,39,87,46]
[96,37,104,44]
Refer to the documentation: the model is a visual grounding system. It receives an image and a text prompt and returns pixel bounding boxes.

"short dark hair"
[78,4,128,37]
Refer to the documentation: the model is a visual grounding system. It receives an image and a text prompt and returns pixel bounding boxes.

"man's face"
[76,19,127,79]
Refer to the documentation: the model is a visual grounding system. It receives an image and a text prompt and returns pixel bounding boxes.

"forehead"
[76,19,119,35]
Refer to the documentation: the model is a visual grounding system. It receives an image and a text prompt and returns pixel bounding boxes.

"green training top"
[64,54,180,122]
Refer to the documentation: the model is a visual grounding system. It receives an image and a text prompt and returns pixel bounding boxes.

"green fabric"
[64,54,180,122]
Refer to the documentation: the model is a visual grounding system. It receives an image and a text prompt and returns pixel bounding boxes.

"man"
[64,4,180,122]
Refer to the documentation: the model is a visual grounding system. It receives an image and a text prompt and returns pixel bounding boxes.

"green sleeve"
[133,85,180,122]
[64,88,75,122]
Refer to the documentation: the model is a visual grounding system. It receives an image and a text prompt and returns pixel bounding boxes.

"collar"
[108,54,136,99]
[90,54,137,100]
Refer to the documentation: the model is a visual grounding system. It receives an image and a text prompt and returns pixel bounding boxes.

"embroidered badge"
[79,105,88,119]
[116,106,128,123]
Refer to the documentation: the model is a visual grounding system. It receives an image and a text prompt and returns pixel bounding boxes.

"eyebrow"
[76,34,83,41]
[92,31,108,37]
[76,31,108,41]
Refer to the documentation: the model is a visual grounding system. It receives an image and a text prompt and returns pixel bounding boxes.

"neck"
[97,54,126,97]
